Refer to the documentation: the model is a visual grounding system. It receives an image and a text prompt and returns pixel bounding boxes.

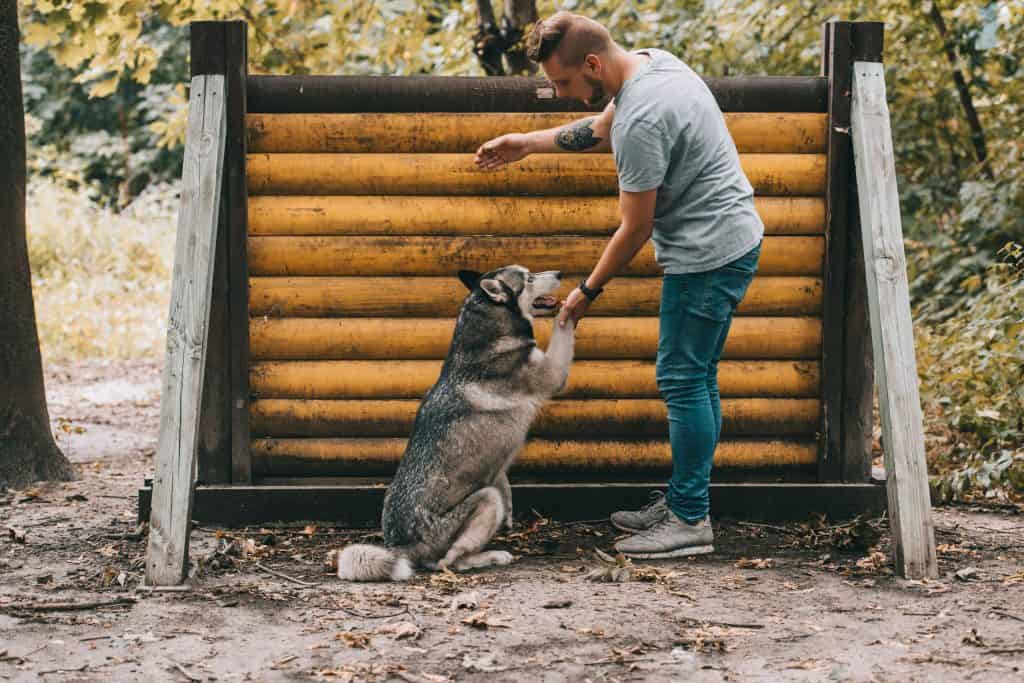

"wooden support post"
[189,21,250,485]
[850,62,937,579]
[842,23,884,482]
[818,21,853,482]
[224,21,252,484]
[144,73,227,585]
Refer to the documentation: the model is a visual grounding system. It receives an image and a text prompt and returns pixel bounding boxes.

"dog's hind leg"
[494,471,514,531]
[452,549,515,571]
[437,487,505,571]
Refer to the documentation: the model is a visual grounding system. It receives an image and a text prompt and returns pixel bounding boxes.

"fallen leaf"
[461,611,507,630]
[735,557,775,569]
[335,631,371,648]
[955,567,979,582]
[7,527,26,543]
[449,591,479,611]
[375,621,422,640]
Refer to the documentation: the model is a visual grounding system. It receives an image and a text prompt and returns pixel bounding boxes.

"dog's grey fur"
[337,265,574,581]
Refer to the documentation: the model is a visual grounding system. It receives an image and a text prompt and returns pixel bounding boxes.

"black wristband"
[578,278,603,301]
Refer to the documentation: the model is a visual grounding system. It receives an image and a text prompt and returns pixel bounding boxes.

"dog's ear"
[458,270,482,291]
[479,278,509,304]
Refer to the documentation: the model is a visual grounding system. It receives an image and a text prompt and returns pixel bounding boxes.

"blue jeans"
[656,240,761,523]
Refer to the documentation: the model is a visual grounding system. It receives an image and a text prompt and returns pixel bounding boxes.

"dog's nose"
[553,270,563,280]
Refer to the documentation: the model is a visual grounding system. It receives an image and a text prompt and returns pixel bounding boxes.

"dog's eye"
[527,276,534,283]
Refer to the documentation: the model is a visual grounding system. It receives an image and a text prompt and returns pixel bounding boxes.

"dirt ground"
[2,360,1023,682]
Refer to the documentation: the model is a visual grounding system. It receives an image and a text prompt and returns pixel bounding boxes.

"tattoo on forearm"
[555,117,602,151]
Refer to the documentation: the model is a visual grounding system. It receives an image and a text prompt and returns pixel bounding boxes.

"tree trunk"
[473,0,538,76]
[502,0,538,76]
[923,2,994,181]
[0,0,75,490]
[473,0,506,76]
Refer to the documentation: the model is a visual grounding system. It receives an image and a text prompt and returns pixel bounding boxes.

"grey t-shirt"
[611,48,764,274]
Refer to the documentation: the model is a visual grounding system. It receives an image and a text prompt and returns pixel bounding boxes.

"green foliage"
[917,242,1024,503]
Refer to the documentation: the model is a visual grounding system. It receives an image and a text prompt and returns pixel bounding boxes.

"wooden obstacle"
[144,20,944,581]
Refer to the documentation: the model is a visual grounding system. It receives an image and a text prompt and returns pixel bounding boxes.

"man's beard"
[583,73,605,106]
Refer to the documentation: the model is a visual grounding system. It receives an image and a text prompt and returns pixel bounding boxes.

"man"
[473,11,763,559]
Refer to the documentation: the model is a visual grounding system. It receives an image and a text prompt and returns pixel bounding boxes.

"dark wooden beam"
[247,75,828,113]
[139,480,886,527]
[224,21,252,484]
[818,21,854,482]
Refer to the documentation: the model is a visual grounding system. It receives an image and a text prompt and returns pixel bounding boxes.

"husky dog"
[336,265,575,581]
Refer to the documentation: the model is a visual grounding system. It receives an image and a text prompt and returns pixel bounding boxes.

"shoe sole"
[618,544,714,559]
[610,519,651,533]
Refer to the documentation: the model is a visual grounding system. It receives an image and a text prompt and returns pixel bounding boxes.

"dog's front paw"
[491,550,515,566]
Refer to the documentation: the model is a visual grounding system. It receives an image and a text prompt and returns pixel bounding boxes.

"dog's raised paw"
[492,550,515,566]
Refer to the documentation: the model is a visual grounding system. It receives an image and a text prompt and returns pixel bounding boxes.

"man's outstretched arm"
[474,101,614,169]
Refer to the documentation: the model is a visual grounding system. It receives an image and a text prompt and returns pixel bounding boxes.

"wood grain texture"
[145,75,226,586]
[252,437,818,475]
[249,317,822,361]
[247,195,826,236]
[246,235,823,277]
[249,398,820,438]
[249,360,821,400]
[246,153,827,196]
[851,61,937,579]
[246,112,828,154]
[248,276,823,317]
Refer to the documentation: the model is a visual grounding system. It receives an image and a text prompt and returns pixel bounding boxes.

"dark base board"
[138,480,886,528]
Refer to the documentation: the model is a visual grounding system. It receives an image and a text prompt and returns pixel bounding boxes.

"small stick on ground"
[253,562,318,587]
[1,597,136,613]
[678,615,763,629]
[737,521,793,534]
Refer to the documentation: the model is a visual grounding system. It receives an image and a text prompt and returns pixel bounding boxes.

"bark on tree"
[923,2,994,180]
[0,0,75,490]
[473,0,538,76]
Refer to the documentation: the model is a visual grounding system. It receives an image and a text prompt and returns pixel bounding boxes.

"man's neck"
[608,48,651,98]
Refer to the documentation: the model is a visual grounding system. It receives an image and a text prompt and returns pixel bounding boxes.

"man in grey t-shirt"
[475,11,763,558]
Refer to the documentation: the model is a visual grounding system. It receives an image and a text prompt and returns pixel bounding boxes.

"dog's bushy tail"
[337,544,414,582]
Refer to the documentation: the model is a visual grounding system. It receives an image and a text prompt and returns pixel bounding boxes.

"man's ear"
[479,278,509,304]
[458,270,481,291]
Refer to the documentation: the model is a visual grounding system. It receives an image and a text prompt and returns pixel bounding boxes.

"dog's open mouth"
[533,296,558,310]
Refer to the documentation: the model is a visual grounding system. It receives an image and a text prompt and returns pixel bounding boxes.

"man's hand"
[475,133,531,170]
[557,287,591,328]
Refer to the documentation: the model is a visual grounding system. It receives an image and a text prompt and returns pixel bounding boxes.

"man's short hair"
[526,11,613,66]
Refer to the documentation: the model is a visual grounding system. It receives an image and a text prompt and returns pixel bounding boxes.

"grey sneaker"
[613,513,714,559]
[610,491,669,532]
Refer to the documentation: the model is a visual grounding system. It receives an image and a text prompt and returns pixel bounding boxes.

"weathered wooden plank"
[842,22,884,482]
[248,276,823,317]
[249,316,823,361]
[249,360,822,400]
[246,235,823,277]
[851,61,937,579]
[251,437,818,475]
[245,153,827,197]
[145,75,227,585]
[246,112,828,154]
[248,398,821,438]
[247,195,826,237]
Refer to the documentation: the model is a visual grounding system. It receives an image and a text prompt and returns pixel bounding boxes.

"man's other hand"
[475,134,531,170]
[557,287,591,328]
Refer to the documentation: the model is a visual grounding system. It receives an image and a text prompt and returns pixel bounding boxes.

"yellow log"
[252,437,818,474]
[247,235,823,277]
[250,360,821,399]
[246,153,827,196]
[249,316,822,360]
[249,276,823,317]
[250,398,820,438]
[248,195,826,236]
[247,112,828,154]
